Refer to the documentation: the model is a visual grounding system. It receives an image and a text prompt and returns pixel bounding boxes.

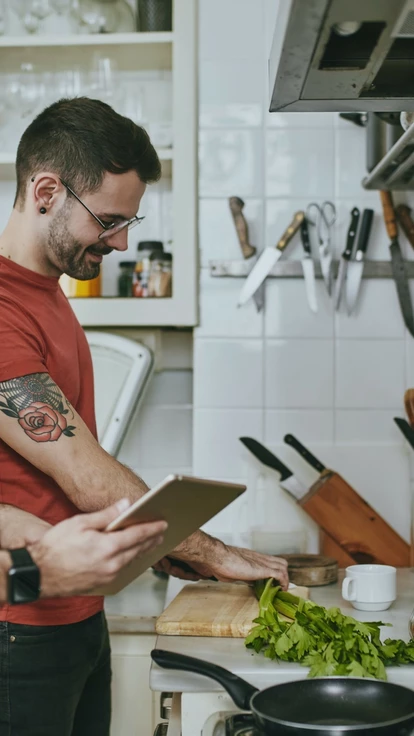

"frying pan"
[151,650,414,735]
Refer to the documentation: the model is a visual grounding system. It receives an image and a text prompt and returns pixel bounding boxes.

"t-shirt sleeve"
[0,298,47,381]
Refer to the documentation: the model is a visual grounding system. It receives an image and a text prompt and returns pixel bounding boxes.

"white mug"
[341,564,397,612]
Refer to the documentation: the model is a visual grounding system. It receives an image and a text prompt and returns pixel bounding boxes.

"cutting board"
[155,581,309,637]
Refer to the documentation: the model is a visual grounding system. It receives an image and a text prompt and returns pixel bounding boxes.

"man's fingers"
[109,520,168,554]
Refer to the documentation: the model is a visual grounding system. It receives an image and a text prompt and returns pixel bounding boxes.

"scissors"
[306,201,336,296]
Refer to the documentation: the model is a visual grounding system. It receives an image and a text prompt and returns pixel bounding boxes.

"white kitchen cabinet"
[0,0,198,327]
[110,633,160,736]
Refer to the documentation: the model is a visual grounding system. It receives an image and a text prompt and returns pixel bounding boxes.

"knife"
[333,207,360,311]
[394,417,414,451]
[300,218,318,313]
[239,436,308,500]
[396,204,414,252]
[345,208,374,316]
[229,196,264,312]
[284,434,326,473]
[237,211,305,307]
[380,191,414,338]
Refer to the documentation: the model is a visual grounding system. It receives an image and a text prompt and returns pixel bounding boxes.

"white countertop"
[150,569,414,692]
[104,570,168,634]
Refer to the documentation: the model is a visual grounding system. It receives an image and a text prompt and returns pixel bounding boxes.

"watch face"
[8,550,40,605]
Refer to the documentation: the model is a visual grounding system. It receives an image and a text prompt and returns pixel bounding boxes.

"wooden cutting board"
[155,581,309,637]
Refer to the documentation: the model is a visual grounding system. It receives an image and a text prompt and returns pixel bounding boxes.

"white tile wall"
[194,0,414,546]
[118,368,193,484]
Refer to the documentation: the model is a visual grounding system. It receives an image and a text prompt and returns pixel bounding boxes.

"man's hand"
[155,539,289,589]
[27,499,167,598]
[188,545,289,589]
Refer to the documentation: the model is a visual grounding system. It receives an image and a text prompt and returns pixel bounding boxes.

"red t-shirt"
[0,255,103,625]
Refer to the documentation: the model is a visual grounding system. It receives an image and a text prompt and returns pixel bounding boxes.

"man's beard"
[47,206,111,280]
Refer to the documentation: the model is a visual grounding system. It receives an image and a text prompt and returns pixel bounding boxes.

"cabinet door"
[110,635,158,736]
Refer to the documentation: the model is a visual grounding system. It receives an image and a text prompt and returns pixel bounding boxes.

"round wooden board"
[280,554,338,586]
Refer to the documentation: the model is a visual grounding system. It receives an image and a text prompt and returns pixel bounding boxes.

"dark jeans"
[0,611,111,736]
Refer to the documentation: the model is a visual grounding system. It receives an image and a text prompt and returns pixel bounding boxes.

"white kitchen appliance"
[85,331,154,456]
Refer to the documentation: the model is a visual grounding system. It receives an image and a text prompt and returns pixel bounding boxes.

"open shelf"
[0,32,174,48]
[69,296,193,328]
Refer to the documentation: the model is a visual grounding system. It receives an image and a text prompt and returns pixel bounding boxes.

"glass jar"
[117,261,135,297]
[148,250,172,297]
[161,251,172,297]
[132,240,163,297]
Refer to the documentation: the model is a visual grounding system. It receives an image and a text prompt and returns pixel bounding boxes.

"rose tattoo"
[0,374,76,443]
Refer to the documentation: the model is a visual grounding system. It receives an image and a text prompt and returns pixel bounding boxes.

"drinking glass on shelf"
[49,0,72,14]
[31,0,52,21]
[13,0,40,33]
[72,0,117,34]
[88,54,117,103]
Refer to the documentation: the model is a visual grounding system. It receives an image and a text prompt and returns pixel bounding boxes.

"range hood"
[269,0,414,113]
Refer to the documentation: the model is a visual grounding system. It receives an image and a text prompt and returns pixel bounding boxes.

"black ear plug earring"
[40,207,46,214]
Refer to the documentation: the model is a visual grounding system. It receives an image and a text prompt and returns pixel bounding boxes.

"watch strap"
[8,547,40,605]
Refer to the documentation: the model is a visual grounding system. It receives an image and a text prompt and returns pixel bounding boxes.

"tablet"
[96,474,246,595]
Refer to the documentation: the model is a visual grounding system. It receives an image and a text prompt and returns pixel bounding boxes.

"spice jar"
[117,261,135,297]
[133,240,163,297]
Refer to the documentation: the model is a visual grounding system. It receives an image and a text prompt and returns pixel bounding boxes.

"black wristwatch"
[7,548,41,605]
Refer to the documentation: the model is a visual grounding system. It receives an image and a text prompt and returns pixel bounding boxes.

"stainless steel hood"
[269,0,414,112]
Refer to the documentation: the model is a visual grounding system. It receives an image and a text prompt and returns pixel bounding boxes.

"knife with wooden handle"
[380,191,414,337]
[229,197,264,312]
[238,211,305,307]
[396,204,414,251]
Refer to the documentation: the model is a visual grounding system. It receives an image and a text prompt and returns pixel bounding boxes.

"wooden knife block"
[302,471,410,567]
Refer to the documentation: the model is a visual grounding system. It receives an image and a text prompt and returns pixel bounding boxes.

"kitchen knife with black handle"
[283,434,326,473]
[238,211,305,307]
[239,436,308,500]
[229,197,264,312]
[396,204,414,252]
[346,208,374,316]
[333,207,360,311]
[300,218,318,313]
[380,191,414,338]
[394,417,414,451]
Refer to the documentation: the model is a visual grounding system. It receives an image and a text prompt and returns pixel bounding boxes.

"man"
[0,97,288,736]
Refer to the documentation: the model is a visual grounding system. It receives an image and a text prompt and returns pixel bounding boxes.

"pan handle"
[151,650,258,710]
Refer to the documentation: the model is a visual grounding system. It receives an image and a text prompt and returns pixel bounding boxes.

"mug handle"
[342,577,357,601]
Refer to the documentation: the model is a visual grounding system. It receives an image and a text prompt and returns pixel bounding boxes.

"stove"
[224,713,259,736]
[202,711,260,736]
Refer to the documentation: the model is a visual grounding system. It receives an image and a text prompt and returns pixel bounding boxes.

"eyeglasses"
[59,178,145,241]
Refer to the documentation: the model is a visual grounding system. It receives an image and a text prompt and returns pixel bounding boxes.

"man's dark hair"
[14,97,161,208]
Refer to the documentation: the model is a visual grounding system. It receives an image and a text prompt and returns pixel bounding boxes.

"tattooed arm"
[0,372,289,586]
[0,372,149,511]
